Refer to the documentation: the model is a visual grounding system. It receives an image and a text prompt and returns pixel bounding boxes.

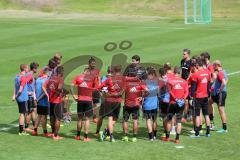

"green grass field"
[0,1,240,160]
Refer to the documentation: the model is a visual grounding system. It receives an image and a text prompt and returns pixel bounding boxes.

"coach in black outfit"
[123,55,147,80]
[181,49,192,80]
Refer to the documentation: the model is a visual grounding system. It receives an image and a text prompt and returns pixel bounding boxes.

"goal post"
[184,0,212,24]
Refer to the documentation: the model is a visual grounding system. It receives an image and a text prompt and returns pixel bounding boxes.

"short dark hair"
[48,58,57,68]
[163,62,171,71]
[127,64,137,77]
[88,57,96,64]
[204,52,211,60]
[56,66,64,75]
[113,65,122,73]
[146,67,156,76]
[183,48,191,55]
[174,66,181,75]
[196,57,204,67]
[159,67,166,76]
[30,62,39,70]
[132,55,140,62]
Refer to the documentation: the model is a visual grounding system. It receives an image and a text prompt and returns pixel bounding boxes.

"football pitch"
[0,17,240,160]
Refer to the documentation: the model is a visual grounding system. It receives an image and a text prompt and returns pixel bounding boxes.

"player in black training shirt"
[181,49,192,80]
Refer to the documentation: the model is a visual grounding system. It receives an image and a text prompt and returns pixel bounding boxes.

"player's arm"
[190,74,197,98]
[70,77,78,101]
[184,82,189,99]
[15,76,26,98]
[42,80,49,101]
[70,83,78,101]
[12,86,16,101]
[167,82,175,100]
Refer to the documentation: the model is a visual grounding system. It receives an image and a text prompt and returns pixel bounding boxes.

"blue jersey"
[214,70,228,95]
[143,79,159,110]
[36,76,49,107]
[26,72,35,98]
[159,77,170,103]
[15,74,29,102]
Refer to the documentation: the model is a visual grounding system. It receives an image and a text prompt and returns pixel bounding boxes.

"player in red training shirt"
[98,65,125,142]
[88,57,101,123]
[122,67,149,142]
[161,66,189,144]
[190,58,211,138]
[43,66,65,140]
[71,68,98,142]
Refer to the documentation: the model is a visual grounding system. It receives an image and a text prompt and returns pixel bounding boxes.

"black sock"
[133,134,137,138]
[43,130,47,134]
[153,130,157,137]
[148,132,153,139]
[166,132,170,138]
[19,125,24,133]
[199,125,202,131]
[176,133,180,140]
[84,133,88,138]
[209,114,214,121]
[194,125,196,131]
[110,133,113,140]
[195,127,200,136]
[51,126,55,133]
[32,121,35,127]
[106,129,110,136]
[25,123,29,129]
[96,130,99,134]
[206,126,210,135]
[77,131,81,136]
[34,128,37,132]
[223,123,227,130]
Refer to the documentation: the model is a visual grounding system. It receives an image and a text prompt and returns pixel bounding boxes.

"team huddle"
[12,50,228,144]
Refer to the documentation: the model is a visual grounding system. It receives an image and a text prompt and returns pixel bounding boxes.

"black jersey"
[181,59,191,80]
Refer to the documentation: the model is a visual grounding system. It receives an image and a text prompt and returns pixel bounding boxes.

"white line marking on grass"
[175,146,185,149]
[0,123,18,131]
[228,71,240,76]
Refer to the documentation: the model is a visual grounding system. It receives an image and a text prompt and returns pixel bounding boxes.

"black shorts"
[194,98,209,116]
[99,101,121,119]
[159,102,169,118]
[167,103,184,123]
[50,103,63,120]
[93,91,100,104]
[123,106,139,122]
[143,109,158,121]
[37,105,49,115]
[212,92,227,107]
[27,97,36,113]
[17,101,28,114]
[77,101,93,117]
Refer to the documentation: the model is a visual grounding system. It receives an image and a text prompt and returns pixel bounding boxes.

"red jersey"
[124,77,148,107]
[89,68,100,84]
[99,75,125,102]
[72,73,98,101]
[168,75,189,104]
[207,64,214,74]
[45,76,64,104]
[166,72,175,80]
[192,68,211,98]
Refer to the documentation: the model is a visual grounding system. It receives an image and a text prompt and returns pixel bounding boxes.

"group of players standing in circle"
[13,50,228,144]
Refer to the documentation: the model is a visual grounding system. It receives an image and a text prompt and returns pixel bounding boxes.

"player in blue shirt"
[12,64,29,136]
[212,60,228,133]
[32,68,52,137]
[25,62,39,129]
[143,67,159,141]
